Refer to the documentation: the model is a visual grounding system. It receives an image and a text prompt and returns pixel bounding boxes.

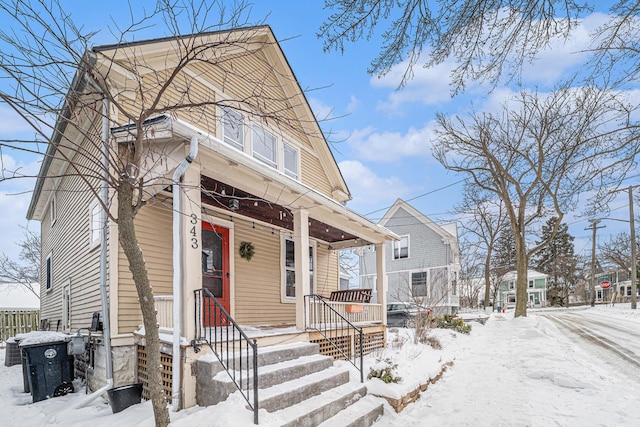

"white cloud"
[0,105,34,135]
[347,122,437,163]
[308,97,335,122]
[339,160,411,209]
[346,95,360,114]
[372,58,456,113]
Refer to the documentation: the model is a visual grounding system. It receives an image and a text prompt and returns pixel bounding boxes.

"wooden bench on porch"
[326,289,372,304]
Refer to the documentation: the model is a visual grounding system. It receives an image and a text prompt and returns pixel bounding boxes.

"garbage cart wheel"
[53,381,74,397]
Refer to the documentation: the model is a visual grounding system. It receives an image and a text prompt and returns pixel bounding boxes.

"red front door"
[201,222,230,325]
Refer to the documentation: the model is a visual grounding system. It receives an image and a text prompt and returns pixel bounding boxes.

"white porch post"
[177,162,202,410]
[293,208,310,330]
[181,163,202,342]
[376,242,387,326]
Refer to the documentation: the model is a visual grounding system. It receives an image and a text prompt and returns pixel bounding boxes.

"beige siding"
[117,200,174,334]
[39,124,103,332]
[314,244,339,298]
[300,150,332,197]
[232,218,294,324]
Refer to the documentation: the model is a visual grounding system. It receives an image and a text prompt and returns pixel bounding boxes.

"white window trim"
[50,195,57,226]
[89,199,101,249]
[45,252,52,292]
[62,280,71,332]
[393,235,410,260]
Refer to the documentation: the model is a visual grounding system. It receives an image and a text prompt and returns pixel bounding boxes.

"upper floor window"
[509,281,515,290]
[90,200,101,248]
[50,196,57,226]
[222,107,244,150]
[393,235,409,259]
[528,280,534,288]
[283,142,299,179]
[252,124,277,167]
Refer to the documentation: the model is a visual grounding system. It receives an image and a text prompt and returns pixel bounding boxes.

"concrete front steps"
[196,342,384,426]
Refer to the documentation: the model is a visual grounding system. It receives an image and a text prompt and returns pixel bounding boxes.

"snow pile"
[15,331,69,347]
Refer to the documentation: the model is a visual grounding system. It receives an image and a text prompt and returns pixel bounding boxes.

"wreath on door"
[239,241,255,261]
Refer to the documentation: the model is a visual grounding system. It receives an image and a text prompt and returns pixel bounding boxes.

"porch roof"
[112,115,399,247]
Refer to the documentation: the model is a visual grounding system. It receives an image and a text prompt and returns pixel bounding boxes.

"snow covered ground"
[2,304,639,426]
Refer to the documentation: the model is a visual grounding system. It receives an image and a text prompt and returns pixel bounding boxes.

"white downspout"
[172,135,199,411]
[75,93,114,408]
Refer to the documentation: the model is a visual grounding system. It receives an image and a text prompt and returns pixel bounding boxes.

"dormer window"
[252,124,277,167]
[283,142,299,179]
[222,107,244,150]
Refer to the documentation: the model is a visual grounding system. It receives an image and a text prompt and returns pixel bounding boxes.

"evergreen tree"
[492,228,516,277]
[533,217,577,306]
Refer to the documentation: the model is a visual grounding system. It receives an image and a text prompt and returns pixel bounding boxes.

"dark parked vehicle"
[387,302,432,328]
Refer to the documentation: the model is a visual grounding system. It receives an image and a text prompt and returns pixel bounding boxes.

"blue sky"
[0,1,636,263]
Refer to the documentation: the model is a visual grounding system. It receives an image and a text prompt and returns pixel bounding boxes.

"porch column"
[375,242,387,326]
[178,162,202,410]
[181,162,202,342]
[293,208,310,330]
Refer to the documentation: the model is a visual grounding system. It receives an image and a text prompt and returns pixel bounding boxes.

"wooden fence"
[0,310,40,342]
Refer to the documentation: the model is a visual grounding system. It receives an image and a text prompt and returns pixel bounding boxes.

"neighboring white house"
[496,270,548,309]
[359,199,461,315]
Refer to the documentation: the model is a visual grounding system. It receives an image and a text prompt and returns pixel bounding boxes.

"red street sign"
[601,281,611,289]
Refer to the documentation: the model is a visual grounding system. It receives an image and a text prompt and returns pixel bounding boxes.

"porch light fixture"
[229,198,240,211]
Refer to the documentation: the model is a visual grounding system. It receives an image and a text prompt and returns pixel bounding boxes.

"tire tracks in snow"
[541,311,640,372]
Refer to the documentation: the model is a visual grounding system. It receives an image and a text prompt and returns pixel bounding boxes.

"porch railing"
[153,295,173,331]
[304,294,364,383]
[194,289,258,425]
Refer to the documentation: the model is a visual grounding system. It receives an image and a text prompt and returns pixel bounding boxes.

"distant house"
[359,199,461,315]
[592,269,639,304]
[25,25,398,414]
[497,270,548,308]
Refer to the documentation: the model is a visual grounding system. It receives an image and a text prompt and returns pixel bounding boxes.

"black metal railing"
[304,294,364,382]
[194,289,259,424]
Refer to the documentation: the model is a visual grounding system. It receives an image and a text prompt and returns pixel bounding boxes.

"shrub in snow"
[368,357,402,384]
[421,334,442,349]
[435,314,471,335]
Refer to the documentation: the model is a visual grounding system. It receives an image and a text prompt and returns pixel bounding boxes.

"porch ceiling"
[201,176,360,245]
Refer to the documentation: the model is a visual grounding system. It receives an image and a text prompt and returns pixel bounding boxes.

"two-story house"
[359,199,461,315]
[26,26,396,417]
[496,270,548,309]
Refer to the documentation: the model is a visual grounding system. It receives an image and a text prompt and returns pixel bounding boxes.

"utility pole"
[630,186,637,310]
[586,219,606,306]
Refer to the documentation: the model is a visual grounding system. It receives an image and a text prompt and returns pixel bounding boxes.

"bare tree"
[0,1,311,425]
[0,227,40,299]
[457,237,484,309]
[599,231,639,276]
[320,1,640,94]
[433,84,640,317]
[457,183,509,310]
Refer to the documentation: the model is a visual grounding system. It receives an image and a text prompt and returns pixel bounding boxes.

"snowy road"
[377,307,640,427]
[541,309,640,375]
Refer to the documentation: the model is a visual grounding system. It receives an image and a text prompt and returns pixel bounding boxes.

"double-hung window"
[222,107,244,150]
[252,124,277,167]
[283,142,299,179]
[393,235,409,259]
[411,271,428,296]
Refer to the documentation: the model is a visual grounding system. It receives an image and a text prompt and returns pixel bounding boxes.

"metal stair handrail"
[194,288,258,424]
[304,294,364,382]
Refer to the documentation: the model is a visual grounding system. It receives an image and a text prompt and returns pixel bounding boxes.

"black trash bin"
[20,340,75,403]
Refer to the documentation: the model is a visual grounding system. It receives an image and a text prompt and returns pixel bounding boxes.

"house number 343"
[190,214,198,249]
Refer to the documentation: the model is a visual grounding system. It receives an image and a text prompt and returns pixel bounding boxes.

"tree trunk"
[514,232,528,318]
[483,254,492,310]
[118,178,170,427]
